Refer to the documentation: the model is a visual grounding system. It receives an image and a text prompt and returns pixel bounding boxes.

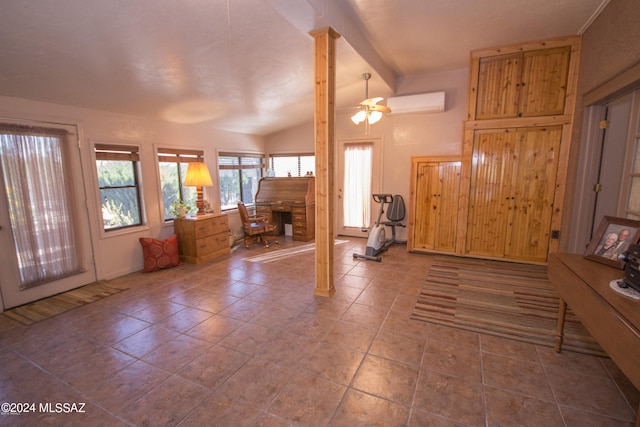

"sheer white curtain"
[343,143,372,228]
[0,125,81,289]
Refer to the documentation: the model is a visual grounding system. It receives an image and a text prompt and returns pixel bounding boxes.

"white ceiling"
[0,0,608,135]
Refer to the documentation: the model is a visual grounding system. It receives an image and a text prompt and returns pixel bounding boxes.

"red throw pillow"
[139,234,180,273]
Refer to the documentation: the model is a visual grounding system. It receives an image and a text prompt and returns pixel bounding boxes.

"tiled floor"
[0,237,638,426]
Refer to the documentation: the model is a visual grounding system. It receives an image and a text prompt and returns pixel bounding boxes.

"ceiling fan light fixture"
[351,110,367,124]
[368,110,382,124]
[351,72,390,132]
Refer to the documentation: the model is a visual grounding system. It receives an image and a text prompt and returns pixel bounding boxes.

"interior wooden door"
[475,53,522,120]
[466,129,519,257]
[505,126,562,260]
[410,158,461,253]
[412,161,440,250]
[519,47,571,117]
[433,161,461,252]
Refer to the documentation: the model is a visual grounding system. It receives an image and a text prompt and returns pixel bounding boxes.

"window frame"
[268,152,315,177]
[94,143,144,232]
[218,151,265,211]
[156,147,203,221]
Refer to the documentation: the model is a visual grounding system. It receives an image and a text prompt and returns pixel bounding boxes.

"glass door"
[337,139,382,237]
[0,124,96,309]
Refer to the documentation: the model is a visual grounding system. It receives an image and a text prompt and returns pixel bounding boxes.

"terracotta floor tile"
[422,338,482,381]
[215,358,294,409]
[545,364,636,421]
[84,360,170,411]
[300,341,365,385]
[219,322,278,355]
[0,237,635,427]
[352,354,419,406]
[127,300,186,323]
[413,369,485,426]
[112,324,179,358]
[178,344,249,389]
[267,371,346,425]
[485,386,564,427]
[370,327,426,367]
[155,306,213,332]
[480,333,541,363]
[141,334,212,372]
[559,405,636,427]
[121,375,210,426]
[322,320,378,353]
[184,314,244,343]
[482,352,555,402]
[330,388,410,426]
[218,298,269,321]
[255,330,318,366]
[180,392,262,426]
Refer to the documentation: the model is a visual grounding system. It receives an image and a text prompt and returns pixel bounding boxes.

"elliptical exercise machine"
[353,194,406,262]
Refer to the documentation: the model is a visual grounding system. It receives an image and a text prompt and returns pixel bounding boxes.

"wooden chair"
[237,202,278,248]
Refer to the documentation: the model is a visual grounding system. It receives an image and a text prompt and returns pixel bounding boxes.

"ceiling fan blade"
[360,97,384,107]
[371,104,391,114]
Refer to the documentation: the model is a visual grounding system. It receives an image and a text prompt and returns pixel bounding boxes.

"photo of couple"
[585,216,640,269]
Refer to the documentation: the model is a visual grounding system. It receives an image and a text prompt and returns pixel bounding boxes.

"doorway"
[0,123,96,310]
[337,138,382,237]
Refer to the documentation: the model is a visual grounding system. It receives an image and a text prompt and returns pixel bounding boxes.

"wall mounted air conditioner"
[387,91,445,114]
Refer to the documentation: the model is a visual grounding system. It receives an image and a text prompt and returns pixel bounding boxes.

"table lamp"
[184,162,213,215]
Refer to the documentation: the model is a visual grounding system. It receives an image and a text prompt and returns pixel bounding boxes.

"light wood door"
[505,127,562,260]
[476,53,522,120]
[519,47,571,117]
[466,127,561,261]
[410,158,461,253]
[474,47,571,120]
[466,129,519,256]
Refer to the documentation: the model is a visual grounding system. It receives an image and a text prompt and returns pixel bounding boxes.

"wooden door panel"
[476,53,522,120]
[434,161,461,252]
[506,127,562,260]
[413,162,439,249]
[466,130,518,256]
[519,47,571,117]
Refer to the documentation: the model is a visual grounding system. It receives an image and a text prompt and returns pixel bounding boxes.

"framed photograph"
[584,216,640,269]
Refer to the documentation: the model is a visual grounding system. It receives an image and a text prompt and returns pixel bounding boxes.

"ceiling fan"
[351,72,391,131]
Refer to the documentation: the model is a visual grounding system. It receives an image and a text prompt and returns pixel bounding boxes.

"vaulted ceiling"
[0,0,608,135]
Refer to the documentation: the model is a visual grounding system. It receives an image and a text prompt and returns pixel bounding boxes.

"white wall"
[0,95,265,280]
[266,68,469,240]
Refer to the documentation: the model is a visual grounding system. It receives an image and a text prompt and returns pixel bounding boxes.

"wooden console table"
[548,253,640,425]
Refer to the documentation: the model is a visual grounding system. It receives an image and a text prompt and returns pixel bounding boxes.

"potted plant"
[170,199,192,218]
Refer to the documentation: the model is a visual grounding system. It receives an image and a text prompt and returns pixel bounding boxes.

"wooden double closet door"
[409,36,578,264]
[465,126,561,262]
[409,125,563,263]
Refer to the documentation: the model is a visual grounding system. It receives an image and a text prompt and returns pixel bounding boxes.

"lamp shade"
[184,162,212,187]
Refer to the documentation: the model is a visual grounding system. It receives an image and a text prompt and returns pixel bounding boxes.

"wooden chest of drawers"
[173,214,230,263]
[291,205,314,241]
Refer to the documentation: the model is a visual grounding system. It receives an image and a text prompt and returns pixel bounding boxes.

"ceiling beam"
[265,0,396,93]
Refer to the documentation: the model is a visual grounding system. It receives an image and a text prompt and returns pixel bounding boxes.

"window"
[268,153,315,177]
[157,148,201,220]
[218,152,264,210]
[95,144,143,231]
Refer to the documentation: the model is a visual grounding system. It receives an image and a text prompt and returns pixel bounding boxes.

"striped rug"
[2,281,128,326]
[411,255,606,356]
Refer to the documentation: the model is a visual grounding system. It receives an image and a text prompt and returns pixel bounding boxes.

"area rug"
[2,281,128,326]
[411,256,606,356]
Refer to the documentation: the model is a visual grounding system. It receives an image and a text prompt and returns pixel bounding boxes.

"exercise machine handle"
[372,194,393,203]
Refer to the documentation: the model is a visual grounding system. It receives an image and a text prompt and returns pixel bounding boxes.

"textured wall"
[563,0,640,252]
[578,0,640,95]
